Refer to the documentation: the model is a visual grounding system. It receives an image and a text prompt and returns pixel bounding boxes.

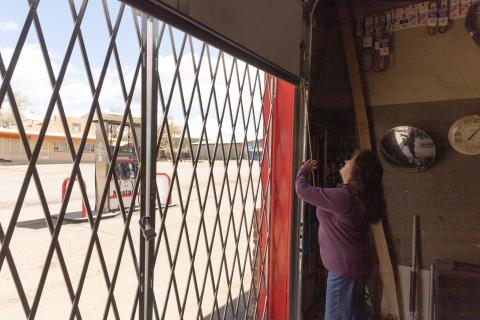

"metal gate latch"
[139,216,156,241]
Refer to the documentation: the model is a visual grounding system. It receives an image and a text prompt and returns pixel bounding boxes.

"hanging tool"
[428,0,439,34]
[361,16,374,71]
[371,11,393,73]
[372,14,383,72]
[438,0,450,33]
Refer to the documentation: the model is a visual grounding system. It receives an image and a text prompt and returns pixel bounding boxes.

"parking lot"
[0,161,262,319]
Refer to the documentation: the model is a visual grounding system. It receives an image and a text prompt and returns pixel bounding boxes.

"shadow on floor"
[203,290,258,320]
[16,210,123,229]
[16,214,81,230]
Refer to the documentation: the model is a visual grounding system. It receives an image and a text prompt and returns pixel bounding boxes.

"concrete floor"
[0,161,262,319]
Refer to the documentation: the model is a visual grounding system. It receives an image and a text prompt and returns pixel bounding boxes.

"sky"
[0,0,266,141]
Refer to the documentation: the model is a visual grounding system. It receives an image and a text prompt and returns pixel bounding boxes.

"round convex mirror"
[380,126,436,171]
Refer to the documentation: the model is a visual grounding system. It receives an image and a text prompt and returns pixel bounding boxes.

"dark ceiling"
[309,1,352,111]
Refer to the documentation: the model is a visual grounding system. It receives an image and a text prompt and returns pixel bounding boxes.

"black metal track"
[121,0,301,85]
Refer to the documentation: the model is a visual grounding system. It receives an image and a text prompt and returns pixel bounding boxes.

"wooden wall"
[371,99,480,267]
[366,18,480,267]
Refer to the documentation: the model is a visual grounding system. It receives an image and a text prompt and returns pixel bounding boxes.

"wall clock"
[448,115,480,155]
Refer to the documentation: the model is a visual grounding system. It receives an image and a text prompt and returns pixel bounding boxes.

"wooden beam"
[336,0,401,319]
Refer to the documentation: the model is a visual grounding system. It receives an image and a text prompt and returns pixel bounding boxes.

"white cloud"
[0,20,19,32]
[186,115,220,141]
[0,42,265,140]
[1,43,139,118]
[1,44,57,117]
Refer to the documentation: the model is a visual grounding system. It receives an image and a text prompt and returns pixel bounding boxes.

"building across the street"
[189,139,264,161]
[0,115,96,164]
[0,114,266,164]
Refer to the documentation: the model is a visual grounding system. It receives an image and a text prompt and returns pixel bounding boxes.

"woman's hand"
[303,159,318,172]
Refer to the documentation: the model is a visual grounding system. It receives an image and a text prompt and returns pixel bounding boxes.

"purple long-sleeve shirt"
[295,167,373,277]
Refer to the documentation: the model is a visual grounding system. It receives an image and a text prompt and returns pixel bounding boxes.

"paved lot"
[0,161,263,319]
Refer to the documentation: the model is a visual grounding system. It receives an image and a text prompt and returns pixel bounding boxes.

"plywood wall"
[366,20,480,267]
[371,100,480,267]
[366,19,480,106]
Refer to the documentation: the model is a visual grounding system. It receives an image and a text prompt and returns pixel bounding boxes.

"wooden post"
[336,0,400,318]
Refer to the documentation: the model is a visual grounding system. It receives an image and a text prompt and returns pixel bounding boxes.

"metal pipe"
[409,215,418,320]
[289,2,319,318]
[307,0,320,84]
[428,264,435,320]
[144,16,152,318]
[305,0,318,183]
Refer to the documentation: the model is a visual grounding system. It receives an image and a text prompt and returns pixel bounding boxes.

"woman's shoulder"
[326,185,354,198]
[322,187,355,209]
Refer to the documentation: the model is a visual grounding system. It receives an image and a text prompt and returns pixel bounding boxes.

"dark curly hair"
[346,150,386,224]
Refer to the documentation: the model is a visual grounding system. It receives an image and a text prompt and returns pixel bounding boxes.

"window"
[40,141,49,158]
[53,141,68,152]
[72,123,81,132]
[85,143,95,153]
[0,138,5,155]
[9,138,22,155]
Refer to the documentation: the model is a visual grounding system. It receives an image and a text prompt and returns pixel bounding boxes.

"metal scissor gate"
[0,1,275,319]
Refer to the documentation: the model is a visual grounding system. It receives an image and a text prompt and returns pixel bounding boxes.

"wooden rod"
[336,0,401,319]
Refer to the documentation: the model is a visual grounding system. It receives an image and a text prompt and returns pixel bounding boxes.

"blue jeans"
[325,272,371,320]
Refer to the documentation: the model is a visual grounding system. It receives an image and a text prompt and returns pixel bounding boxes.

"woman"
[295,150,385,320]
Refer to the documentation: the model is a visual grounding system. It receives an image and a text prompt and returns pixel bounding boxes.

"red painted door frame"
[260,77,296,319]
